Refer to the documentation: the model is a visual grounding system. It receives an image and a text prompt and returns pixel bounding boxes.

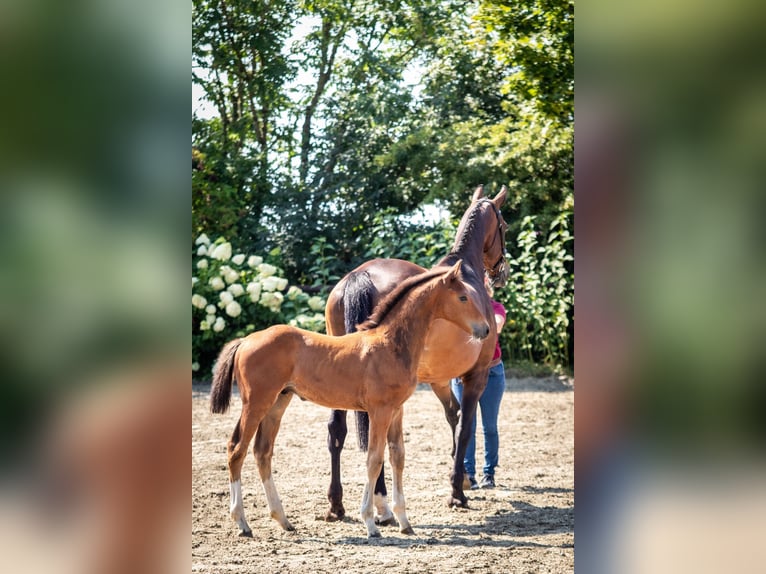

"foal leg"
[227,408,260,536]
[253,391,294,531]
[387,407,413,534]
[360,409,393,538]
[325,409,347,521]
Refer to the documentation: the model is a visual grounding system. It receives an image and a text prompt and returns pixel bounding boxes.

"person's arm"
[494,312,505,334]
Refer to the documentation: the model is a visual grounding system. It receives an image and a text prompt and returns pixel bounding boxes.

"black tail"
[343,271,376,452]
[210,338,243,414]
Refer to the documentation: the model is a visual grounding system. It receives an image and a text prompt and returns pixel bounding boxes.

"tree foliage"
[192,0,574,368]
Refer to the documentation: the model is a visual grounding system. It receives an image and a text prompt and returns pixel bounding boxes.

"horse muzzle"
[472,322,490,340]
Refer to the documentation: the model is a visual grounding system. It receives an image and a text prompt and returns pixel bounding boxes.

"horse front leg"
[448,370,487,508]
[254,391,294,531]
[387,407,414,535]
[430,380,460,458]
[360,409,393,538]
[325,409,347,521]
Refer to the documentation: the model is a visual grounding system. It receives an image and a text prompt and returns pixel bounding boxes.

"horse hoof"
[368,531,382,539]
[239,529,253,538]
[447,496,468,508]
[375,515,398,527]
[324,509,345,522]
[400,526,415,535]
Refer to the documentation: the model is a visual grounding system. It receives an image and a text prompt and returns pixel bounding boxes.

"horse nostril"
[474,323,490,339]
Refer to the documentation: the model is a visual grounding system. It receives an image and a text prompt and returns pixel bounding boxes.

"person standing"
[451,275,507,489]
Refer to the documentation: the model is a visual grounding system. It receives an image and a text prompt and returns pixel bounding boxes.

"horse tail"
[342,270,376,452]
[210,338,243,414]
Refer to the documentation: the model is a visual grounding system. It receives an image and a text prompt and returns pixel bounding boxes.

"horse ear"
[492,185,508,208]
[471,185,484,203]
[443,260,463,283]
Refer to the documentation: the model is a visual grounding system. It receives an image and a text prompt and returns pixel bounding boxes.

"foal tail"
[342,270,376,452]
[210,338,243,414]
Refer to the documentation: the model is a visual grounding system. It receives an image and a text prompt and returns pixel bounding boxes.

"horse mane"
[450,199,492,255]
[356,267,451,332]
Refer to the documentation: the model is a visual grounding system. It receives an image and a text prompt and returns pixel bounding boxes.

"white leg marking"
[360,483,380,538]
[229,480,251,534]
[261,476,293,531]
[374,493,395,523]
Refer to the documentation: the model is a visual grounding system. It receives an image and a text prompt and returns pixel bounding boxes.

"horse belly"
[416,319,483,382]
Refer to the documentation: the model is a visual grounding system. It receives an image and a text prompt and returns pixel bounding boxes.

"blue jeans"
[451,362,505,478]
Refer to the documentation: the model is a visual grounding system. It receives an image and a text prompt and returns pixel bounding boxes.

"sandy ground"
[192,376,573,573]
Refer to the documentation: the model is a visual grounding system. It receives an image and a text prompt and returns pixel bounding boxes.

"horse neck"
[376,282,447,366]
[450,204,490,270]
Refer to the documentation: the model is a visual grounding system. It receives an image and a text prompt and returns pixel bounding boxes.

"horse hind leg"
[253,391,294,531]
[387,407,413,535]
[227,413,259,536]
[325,409,347,521]
[430,380,460,458]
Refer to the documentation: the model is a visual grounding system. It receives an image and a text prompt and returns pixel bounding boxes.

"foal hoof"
[239,529,253,538]
[400,526,415,535]
[368,531,382,539]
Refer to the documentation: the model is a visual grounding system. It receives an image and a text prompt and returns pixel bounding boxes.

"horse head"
[439,261,490,340]
[471,185,509,288]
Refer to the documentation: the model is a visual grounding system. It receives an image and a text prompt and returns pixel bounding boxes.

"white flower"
[269,291,284,311]
[196,259,208,270]
[192,294,207,309]
[225,301,242,317]
[262,276,279,292]
[224,268,239,284]
[260,291,283,312]
[210,242,232,261]
[275,277,288,291]
[192,362,200,372]
[196,244,207,256]
[257,263,277,277]
[219,291,234,306]
[260,292,274,306]
[195,233,210,246]
[192,277,198,286]
[307,296,325,312]
[213,316,226,332]
[232,254,245,266]
[247,255,263,268]
[286,285,302,301]
[209,276,225,291]
[200,320,210,331]
[228,283,244,297]
[205,305,216,315]
[205,314,216,324]
[247,281,262,302]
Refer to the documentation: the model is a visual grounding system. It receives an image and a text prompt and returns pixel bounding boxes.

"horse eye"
[459,295,468,302]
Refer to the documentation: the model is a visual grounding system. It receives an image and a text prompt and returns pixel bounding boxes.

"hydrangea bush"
[192,234,326,378]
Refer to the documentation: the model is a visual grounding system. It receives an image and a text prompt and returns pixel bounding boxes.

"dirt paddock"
[192,376,573,573]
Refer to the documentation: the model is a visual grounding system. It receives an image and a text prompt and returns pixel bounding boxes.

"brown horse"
[324,185,509,521]
[210,262,489,538]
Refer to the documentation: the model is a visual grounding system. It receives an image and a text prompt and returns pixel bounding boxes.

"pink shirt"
[491,300,506,362]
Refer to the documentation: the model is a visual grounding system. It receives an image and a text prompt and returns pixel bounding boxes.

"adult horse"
[324,185,509,521]
[210,262,490,538]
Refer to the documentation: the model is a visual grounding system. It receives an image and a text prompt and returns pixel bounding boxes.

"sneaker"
[479,475,495,489]
[463,475,479,490]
